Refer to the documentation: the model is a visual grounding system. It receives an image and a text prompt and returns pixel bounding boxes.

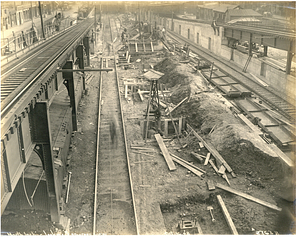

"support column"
[76,45,85,91]
[286,41,294,75]
[248,33,253,56]
[263,45,268,56]
[83,36,90,66]
[62,61,77,131]
[30,101,60,222]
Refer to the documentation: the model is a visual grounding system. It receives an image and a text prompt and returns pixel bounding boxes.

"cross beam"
[57,68,113,72]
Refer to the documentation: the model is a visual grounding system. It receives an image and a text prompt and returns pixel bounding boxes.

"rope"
[30,170,44,206]
[22,170,33,207]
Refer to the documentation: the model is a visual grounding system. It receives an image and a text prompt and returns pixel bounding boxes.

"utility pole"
[38,1,45,39]
[139,3,141,38]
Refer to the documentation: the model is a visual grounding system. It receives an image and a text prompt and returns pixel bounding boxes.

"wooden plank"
[187,124,233,173]
[218,165,226,174]
[216,183,282,211]
[164,120,168,136]
[138,89,144,101]
[207,180,215,191]
[238,114,262,135]
[169,153,206,174]
[204,152,211,166]
[166,97,188,115]
[154,134,176,171]
[150,41,154,52]
[208,160,220,176]
[216,195,238,235]
[190,152,204,162]
[269,144,294,167]
[125,85,128,98]
[171,156,204,178]
[178,117,183,133]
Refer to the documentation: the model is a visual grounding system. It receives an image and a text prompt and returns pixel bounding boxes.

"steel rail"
[166,30,295,122]
[1,19,94,117]
[1,24,77,78]
[92,15,139,235]
[93,57,103,235]
[110,19,140,235]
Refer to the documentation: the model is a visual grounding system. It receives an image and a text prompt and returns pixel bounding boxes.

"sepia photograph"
[0,0,296,235]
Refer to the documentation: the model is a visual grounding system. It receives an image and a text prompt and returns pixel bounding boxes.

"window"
[197,33,199,44]
[179,25,181,35]
[188,29,190,39]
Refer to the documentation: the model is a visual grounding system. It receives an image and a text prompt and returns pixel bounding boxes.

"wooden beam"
[169,152,206,173]
[216,195,239,235]
[190,152,204,162]
[268,144,294,167]
[170,155,204,178]
[166,97,188,115]
[187,124,233,173]
[237,114,262,135]
[208,160,220,176]
[216,183,282,211]
[204,152,211,165]
[154,134,176,171]
[207,180,215,191]
[138,89,144,101]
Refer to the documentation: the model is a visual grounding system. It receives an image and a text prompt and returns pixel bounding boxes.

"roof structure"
[227,9,262,17]
[213,4,240,13]
[143,69,164,81]
[227,17,262,24]
[199,3,240,12]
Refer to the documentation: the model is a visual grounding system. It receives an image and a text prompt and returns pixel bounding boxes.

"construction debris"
[216,195,238,235]
[204,152,211,166]
[169,152,206,174]
[187,124,235,177]
[190,152,204,162]
[216,183,282,211]
[154,134,176,171]
[207,180,215,191]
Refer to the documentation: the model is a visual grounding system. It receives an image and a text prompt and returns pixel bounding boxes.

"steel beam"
[83,36,90,66]
[30,101,60,222]
[57,68,113,72]
[62,61,77,131]
[76,45,85,91]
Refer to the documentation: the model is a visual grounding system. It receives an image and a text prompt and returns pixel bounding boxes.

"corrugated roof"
[228,9,262,17]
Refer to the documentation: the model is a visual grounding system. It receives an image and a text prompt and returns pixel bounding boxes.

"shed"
[226,9,262,22]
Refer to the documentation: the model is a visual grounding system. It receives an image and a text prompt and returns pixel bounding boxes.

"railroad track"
[1,18,94,116]
[166,30,296,123]
[92,15,138,235]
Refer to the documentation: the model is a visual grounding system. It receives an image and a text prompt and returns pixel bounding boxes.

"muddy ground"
[1,14,296,235]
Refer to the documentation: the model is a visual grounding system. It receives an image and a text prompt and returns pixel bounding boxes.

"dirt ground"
[1,14,296,235]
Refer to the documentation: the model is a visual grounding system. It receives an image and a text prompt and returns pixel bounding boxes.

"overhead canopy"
[143,69,164,81]
[228,17,262,24]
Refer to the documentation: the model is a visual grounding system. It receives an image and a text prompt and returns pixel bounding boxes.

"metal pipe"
[65,171,72,203]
